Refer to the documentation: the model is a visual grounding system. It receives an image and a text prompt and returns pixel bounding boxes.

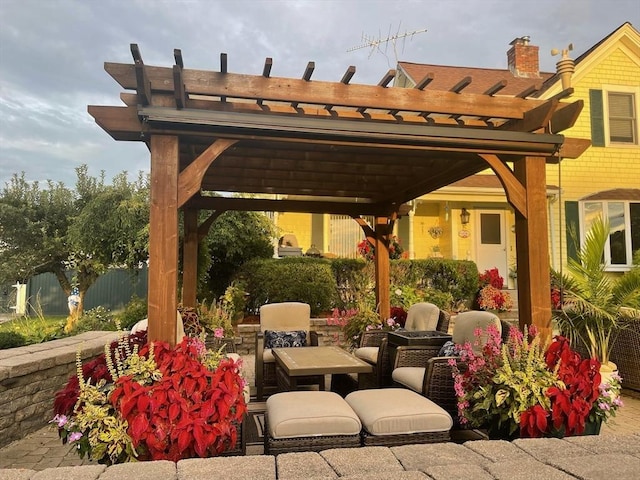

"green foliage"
[203,210,277,298]
[329,258,374,307]
[553,217,640,363]
[0,165,150,316]
[0,331,27,349]
[237,257,339,315]
[115,295,148,330]
[70,307,119,334]
[342,303,382,349]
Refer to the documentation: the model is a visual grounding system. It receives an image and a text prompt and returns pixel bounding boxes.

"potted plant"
[52,332,247,464]
[475,268,513,313]
[451,325,614,439]
[552,216,640,372]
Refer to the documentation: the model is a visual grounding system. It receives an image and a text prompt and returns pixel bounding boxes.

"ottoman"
[265,391,362,454]
[345,388,452,446]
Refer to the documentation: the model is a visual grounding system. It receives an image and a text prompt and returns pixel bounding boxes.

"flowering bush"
[477,285,513,312]
[357,236,404,261]
[452,325,612,439]
[589,371,623,424]
[329,304,401,350]
[476,268,512,312]
[52,333,247,464]
[479,268,504,289]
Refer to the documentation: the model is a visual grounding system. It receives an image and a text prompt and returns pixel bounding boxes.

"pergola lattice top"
[90,45,586,218]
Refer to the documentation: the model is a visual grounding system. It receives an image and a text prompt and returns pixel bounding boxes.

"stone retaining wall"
[0,331,120,449]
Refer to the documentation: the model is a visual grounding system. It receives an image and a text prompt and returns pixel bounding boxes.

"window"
[590,87,639,147]
[580,200,640,270]
[607,92,636,144]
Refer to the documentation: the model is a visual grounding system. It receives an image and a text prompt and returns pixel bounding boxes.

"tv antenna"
[347,24,427,66]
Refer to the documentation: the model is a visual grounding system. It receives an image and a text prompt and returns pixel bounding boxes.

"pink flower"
[69,432,83,442]
[51,414,68,428]
[214,327,224,338]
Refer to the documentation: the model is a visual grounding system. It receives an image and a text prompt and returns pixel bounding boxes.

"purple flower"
[69,432,83,442]
[50,414,68,428]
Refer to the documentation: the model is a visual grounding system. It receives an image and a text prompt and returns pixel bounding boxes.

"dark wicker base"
[361,429,450,447]
[263,413,361,455]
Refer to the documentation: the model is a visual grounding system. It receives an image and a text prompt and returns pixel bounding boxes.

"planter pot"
[583,419,602,436]
[486,422,520,441]
[600,361,618,385]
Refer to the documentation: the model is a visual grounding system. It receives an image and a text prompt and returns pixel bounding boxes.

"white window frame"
[602,84,640,147]
[579,199,637,271]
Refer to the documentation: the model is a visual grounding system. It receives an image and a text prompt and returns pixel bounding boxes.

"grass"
[0,314,67,344]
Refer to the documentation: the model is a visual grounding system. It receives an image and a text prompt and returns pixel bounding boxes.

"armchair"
[255,302,319,401]
[391,310,504,425]
[352,303,450,389]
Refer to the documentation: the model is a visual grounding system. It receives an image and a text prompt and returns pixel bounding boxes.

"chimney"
[507,36,540,78]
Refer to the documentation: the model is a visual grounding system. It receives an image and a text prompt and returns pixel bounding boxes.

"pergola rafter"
[89,45,590,345]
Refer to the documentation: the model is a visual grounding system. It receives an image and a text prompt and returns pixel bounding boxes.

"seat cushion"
[452,310,501,354]
[391,367,425,393]
[266,391,361,439]
[354,346,379,364]
[345,388,452,435]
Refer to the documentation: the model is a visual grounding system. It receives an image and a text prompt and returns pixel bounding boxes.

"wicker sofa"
[610,319,640,391]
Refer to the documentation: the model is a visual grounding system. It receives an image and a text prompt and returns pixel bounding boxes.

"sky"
[1,0,639,188]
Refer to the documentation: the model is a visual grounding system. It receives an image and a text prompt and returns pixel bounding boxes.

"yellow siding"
[277,212,312,252]
[544,46,640,269]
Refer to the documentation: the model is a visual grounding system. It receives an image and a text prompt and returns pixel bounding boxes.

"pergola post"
[148,135,179,345]
[514,156,552,341]
[182,208,199,308]
[374,216,391,320]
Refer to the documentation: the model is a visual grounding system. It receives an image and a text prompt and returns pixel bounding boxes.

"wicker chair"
[255,302,319,401]
[353,303,451,389]
[610,319,640,391]
[391,310,504,425]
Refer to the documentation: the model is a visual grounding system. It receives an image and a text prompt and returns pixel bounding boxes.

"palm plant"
[553,216,640,365]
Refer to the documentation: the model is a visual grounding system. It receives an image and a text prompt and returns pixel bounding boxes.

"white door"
[475,210,508,283]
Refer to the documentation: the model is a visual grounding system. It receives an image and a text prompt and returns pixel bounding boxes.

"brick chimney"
[507,36,540,78]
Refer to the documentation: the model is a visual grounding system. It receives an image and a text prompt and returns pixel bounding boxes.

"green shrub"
[237,257,339,316]
[116,295,148,330]
[71,306,118,334]
[0,331,27,349]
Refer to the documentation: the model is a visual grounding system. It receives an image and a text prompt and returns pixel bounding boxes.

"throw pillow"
[438,340,457,357]
[264,330,307,349]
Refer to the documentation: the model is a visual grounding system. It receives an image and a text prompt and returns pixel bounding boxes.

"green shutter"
[589,89,605,147]
[565,201,580,262]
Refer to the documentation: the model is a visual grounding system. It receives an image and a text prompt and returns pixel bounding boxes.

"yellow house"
[274,23,639,284]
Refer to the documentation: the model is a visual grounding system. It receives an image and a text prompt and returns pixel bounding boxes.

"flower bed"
[53,332,247,464]
[451,325,623,438]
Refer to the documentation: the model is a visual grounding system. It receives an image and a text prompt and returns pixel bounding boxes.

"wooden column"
[182,208,199,308]
[148,135,179,345]
[514,156,552,341]
[374,217,391,320]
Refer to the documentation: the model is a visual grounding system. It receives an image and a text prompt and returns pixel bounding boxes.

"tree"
[202,210,277,298]
[0,166,149,315]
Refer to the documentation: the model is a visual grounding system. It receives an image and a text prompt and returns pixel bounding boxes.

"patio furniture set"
[254,301,506,454]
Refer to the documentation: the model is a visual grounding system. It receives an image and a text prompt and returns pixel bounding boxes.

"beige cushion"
[266,391,361,439]
[259,302,311,332]
[452,310,501,353]
[391,367,425,393]
[405,303,440,331]
[346,388,452,435]
[354,346,379,364]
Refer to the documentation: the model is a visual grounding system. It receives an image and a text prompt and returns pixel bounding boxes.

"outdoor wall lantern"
[460,208,471,225]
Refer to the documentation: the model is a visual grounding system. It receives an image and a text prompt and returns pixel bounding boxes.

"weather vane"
[347,23,427,66]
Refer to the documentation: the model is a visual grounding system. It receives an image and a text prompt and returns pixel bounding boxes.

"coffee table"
[272,346,373,394]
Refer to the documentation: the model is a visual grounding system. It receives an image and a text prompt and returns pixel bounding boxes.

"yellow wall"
[277,212,312,252]
[544,45,640,269]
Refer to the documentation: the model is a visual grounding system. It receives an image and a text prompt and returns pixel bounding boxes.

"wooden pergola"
[89,45,589,345]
